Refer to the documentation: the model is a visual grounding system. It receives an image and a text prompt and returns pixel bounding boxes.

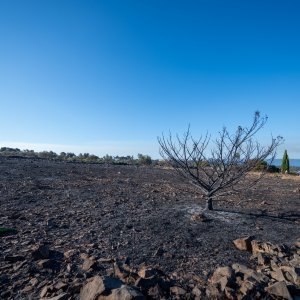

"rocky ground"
[0,157,299,299]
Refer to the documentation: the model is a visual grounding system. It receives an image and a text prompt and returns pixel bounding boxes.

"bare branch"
[157,112,283,210]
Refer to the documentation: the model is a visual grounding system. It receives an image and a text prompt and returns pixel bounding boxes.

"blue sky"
[0,0,299,158]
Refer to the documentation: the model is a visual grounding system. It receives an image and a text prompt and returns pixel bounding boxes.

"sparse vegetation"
[137,153,152,165]
[0,147,154,166]
[267,164,281,173]
[253,160,268,171]
[253,160,280,173]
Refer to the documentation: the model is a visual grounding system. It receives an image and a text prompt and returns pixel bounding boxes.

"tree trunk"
[205,197,213,210]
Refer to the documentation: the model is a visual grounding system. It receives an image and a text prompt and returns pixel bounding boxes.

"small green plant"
[137,153,152,165]
[0,227,17,237]
[253,160,268,171]
[253,160,280,173]
[281,150,290,174]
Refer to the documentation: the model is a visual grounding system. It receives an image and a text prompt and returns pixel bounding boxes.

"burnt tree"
[158,112,283,210]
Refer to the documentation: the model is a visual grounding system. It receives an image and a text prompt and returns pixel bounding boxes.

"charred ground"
[0,157,299,298]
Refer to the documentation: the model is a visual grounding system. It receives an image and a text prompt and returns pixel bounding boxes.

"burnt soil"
[0,157,299,296]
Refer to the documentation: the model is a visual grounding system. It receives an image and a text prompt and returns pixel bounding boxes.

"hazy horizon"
[1,143,300,163]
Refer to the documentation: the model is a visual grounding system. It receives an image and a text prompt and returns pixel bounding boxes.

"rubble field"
[0,157,299,299]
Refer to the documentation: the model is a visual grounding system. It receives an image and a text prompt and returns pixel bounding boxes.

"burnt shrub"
[267,165,280,173]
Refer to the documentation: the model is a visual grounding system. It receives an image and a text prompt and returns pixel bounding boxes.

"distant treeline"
[0,147,158,166]
[1,147,295,173]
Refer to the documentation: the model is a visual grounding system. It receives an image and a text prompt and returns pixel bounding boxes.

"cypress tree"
[281,150,290,174]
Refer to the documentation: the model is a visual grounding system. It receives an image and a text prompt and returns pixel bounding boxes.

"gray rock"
[192,286,202,297]
[147,284,165,299]
[190,213,208,222]
[37,259,54,269]
[280,266,300,285]
[138,266,157,279]
[270,268,286,282]
[206,284,223,299]
[30,278,39,286]
[63,249,77,260]
[113,262,130,280]
[251,240,289,256]
[265,281,293,300]
[239,277,258,296]
[135,277,158,292]
[53,281,68,291]
[44,293,70,300]
[99,285,145,300]
[233,236,254,251]
[22,285,33,293]
[209,266,234,291]
[170,286,186,296]
[80,276,123,300]
[81,258,97,271]
[232,263,268,283]
[289,255,300,268]
[40,285,54,298]
[256,252,271,266]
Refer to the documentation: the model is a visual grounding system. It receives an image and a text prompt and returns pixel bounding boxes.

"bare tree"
[158,112,283,210]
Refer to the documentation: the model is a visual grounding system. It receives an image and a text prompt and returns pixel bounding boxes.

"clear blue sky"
[0,0,299,158]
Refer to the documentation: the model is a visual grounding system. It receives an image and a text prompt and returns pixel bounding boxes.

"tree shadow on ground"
[214,208,299,223]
